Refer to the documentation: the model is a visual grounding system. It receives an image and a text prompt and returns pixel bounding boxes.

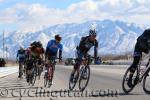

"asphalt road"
[0,65,150,100]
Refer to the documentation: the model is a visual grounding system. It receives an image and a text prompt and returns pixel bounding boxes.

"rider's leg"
[26,59,33,82]
[129,56,141,78]
[18,60,22,78]
[128,51,142,87]
[129,43,142,78]
[72,59,81,75]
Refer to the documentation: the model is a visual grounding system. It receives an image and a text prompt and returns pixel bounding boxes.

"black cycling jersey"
[77,36,98,55]
[135,29,150,53]
[138,29,150,40]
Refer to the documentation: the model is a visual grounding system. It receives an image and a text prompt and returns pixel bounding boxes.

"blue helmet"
[89,29,97,36]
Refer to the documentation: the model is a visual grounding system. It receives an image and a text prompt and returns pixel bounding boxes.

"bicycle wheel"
[37,66,42,80]
[69,70,78,91]
[48,66,54,88]
[32,67,37,86]
[143,70,150,94]
[79,66,90,92]
[44,72,48,87]
[122,67,138,94]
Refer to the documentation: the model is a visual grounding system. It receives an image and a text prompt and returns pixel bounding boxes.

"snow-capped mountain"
[0,19,144,59]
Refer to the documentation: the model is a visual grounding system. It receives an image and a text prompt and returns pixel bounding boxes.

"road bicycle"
[69,55,94,91]
[122,58,150,94]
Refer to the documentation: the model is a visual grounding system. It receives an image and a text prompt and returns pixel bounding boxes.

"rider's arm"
[59,44,63,60]
[94,40,98,59]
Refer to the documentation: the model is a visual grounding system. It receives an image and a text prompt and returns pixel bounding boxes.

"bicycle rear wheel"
[79,66,90,92]
[143,70,150,94]
[122,67,138,94]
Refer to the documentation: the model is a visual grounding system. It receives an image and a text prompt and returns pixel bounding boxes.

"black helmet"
[37,41,42,47]
[30,41,42,47]
[89,29,97,36]
[55,35,62,41]
[30,41,37,46]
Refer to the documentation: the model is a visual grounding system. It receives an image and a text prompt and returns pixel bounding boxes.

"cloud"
[0,0,5,3]
[0,0,150,32]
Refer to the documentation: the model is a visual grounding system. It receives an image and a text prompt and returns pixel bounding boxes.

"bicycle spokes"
[79,66,90,92]
[122,67,138,94]
[143,71,150,94]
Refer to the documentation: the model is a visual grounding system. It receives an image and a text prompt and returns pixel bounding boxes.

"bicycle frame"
[137,58,150,82]
[46,57,56,79]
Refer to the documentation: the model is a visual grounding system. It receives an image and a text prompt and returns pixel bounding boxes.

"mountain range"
[0,19,145,59]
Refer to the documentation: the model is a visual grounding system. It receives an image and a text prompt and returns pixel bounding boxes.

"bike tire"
[122,67,138,94]
[48,65,54,88]
[79,66,90,92]
[143,69,150,94]
[44,74,48,87]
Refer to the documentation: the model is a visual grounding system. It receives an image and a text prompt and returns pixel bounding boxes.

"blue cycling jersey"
[17,50,25,59]
[46,40,63,54]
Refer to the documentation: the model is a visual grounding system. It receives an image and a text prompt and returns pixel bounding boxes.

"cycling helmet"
[89,29,97,36]
[55,35,62,41]
[30,41,37,47]
[37,41,42,47]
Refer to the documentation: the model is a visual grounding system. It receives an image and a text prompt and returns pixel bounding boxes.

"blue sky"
[0,0,83,33]
[0,0,150,34]
[0,0,82,9]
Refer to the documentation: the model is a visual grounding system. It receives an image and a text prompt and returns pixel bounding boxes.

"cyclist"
[16,46,26,78]
[45,35,63,82]
[128,29,150,87]
[26,41,45,82]
[70,29,98,82]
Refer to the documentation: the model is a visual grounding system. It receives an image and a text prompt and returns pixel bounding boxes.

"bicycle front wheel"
[122,67,138,94]
[48,66,54,88]
[79,66,90,92]
[44,72,48,87]
[32,68,37,86]
[143,70,150,94]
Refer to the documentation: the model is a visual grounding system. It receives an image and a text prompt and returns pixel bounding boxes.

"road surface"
[0,65,149,100]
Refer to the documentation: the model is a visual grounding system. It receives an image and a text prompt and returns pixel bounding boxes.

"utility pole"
[5,45,8,60]
[3,30,5,58]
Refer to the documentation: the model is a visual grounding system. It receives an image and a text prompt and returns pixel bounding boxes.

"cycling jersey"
[77,36,98,57]
[135,29,150,54]
[17,49,26,61]
[46,40,63,53]
[46,40,63,58]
